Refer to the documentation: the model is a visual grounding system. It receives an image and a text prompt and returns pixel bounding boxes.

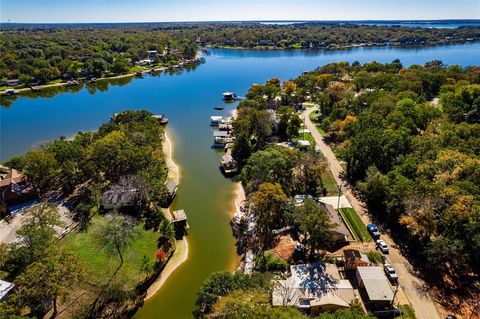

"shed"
[0,280,14,300]
[356,266,394,308]
[344,249,369,270]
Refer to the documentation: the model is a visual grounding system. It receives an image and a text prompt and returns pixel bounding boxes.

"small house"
[220,154,238,175]
[344,249,369,270]
[356,266,394,309]
[100,188,140,212]
[0,280,14,300]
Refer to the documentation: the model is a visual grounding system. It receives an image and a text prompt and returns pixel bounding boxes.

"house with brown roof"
[0,168,38,218]
[344,249,370,270]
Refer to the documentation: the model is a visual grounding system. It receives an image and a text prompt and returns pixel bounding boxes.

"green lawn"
[309,111,326,136]
[61,215,159,287]
[338,207,373,242]
[320,170,338,196]
[396,305,416,319]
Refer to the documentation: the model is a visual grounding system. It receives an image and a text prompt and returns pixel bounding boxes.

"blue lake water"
[1,42,479,318]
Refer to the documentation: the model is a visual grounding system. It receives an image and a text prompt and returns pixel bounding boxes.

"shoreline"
[207,39,480,51]
[144,130,188,300]
[0,56,202,96]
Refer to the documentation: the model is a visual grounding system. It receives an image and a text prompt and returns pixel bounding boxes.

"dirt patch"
[272,235,298,261]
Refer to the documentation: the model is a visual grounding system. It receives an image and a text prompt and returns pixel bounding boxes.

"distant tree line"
[0,27,197,85]
[2,22,480,85]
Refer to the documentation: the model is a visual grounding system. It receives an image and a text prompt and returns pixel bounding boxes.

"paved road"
[302,107,442,319]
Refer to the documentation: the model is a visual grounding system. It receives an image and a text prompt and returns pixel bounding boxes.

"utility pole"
[390,284,399,312]
[337,185,342,210]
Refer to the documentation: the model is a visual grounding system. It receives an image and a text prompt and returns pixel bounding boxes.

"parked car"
[367,223,381,239]
[445,316,457,319]
[384,263,398,284]
[376,239,389,254]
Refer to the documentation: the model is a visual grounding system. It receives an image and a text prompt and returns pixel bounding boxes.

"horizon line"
[1,18,480,25]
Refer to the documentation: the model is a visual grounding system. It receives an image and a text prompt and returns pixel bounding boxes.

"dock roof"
[172,209,187,222]
[165,181,177,194]
[214,130,229,137]
[357,266,394,302]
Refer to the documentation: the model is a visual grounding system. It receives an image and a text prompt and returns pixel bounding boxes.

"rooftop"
[272,262,354,308]
[165,181,178,194]
[319,202,353,241]
[357,266,394,302]
[0,168,24,188]
[172,209,187,222]
[101,188,139,206]
[214,130,229,137]
[0,280,14,300]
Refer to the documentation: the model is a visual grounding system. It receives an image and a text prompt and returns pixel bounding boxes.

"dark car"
[445,315,457,319]
[367,223,381,239]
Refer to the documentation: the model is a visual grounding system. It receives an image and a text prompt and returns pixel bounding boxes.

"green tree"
[15,247,84,318]
[249,183,288,250]
[22,149,58,196]
[94,214,137,267]
[293,199,336,257]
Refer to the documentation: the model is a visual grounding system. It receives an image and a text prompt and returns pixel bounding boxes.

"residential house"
[0,168,38,218]
[319,202,354,244]
[272,262,355,315]
[99,188,140,212]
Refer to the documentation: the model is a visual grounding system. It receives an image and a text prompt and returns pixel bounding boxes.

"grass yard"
[321,170,338,195]
[396,305,416,319]
[309,111,326,136]
[338,207,373,242]
[61,215,159,287]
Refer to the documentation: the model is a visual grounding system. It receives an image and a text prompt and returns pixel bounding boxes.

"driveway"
[302,107,442,319]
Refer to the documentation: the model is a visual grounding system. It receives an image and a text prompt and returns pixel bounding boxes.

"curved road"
[303,107,442,319]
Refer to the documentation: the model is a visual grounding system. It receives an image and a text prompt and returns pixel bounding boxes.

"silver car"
[376,239,389,254]
[384,263,398,284]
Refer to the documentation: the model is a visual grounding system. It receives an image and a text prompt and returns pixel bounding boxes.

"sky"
[1,0,479,23]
